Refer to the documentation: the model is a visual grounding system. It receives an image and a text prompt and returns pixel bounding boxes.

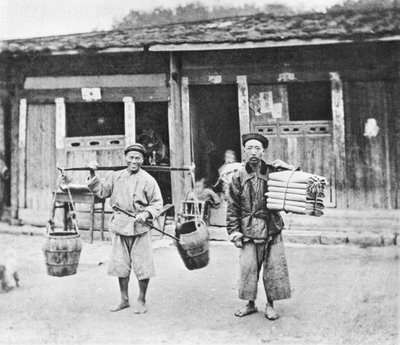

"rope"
[189,166,201,218]
[46,189,58,234]
[59,169,80,234]
[281,169,297,213]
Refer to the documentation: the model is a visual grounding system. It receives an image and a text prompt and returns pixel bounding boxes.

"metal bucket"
[176,219,209,270]
[42,232,82,277]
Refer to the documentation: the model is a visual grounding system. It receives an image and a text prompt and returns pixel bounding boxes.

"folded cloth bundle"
[266,171,326,216]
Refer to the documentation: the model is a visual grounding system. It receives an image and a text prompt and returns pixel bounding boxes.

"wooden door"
[343,81,393,209]
[26,104,57,212]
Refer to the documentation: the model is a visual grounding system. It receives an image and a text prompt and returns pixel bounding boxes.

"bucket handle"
[47,169,80,235]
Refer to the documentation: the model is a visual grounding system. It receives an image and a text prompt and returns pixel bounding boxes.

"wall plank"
[25,104,57,212]
[181,77,192,167]
[330,72,347,208]
[18,99,27,209]
[385,81,400,209]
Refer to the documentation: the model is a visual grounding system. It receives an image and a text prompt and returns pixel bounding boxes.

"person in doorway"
[215,150,242,200]
[227,133,295,320]
[86,143,163,313]
[186,178,221,223]
[187,178,221,208]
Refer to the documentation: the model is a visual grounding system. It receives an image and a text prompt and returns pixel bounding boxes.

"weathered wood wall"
[180,42,399,209]
[1,40,399,221]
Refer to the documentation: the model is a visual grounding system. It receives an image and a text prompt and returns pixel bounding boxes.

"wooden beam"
[148,35,400,52]
[123,97,135,145]
[24,74,168,89]
[183,68,397,85]
[50,47,145,55]
[23,87,170,103]
[18,98,27,210]
[55,97,66,168]
[330,72,347,208]
[169,53,187,205]
[186,71,332,85]
[237,75,250,139]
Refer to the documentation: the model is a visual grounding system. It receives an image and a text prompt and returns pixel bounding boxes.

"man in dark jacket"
[227,133,294,320]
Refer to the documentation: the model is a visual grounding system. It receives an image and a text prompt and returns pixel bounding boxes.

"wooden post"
[330,72,347,208]
[181,76,192,190]
[123,97,135,145]
[18,98,27,210]
[237,75,250,141]
[0,97,4,156]
[55,98,66,168]
[168,52,187,205]
[181,77,191,166]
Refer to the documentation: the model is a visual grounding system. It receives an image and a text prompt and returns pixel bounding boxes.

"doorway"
[190,85,241,186]
[136,102,172,203]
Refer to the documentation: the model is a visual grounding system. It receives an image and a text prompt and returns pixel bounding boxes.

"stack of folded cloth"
[265,171,326,216]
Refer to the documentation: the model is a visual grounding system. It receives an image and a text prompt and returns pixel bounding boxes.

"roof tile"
[2,8,399,53]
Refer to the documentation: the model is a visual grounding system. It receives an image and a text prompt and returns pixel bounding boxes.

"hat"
[124,143,146,156]
[242,133,269,149]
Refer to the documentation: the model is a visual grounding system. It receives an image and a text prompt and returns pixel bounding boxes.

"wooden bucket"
[176,219,209,270]
[42,232,82,277]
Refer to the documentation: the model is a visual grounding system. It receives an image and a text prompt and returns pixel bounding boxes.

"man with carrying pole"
[86,143,163,313]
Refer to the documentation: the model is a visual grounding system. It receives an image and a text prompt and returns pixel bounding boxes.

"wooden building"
[0,9,399,228]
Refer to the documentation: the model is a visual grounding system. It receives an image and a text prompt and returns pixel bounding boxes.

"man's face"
[243,139,265,164]
[125,151,144,173]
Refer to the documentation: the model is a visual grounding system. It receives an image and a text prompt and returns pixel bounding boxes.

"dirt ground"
[0,233,398,345]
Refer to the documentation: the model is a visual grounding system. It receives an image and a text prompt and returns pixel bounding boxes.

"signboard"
[81,88,101,101]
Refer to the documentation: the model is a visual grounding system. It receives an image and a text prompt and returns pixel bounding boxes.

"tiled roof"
[2,8,400,53]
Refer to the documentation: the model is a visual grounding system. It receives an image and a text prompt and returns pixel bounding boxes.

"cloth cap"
[242,133,269,149]
[124,143,146,156]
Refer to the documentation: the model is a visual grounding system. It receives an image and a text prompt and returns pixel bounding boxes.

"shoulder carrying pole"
[112,205,180,242]
[58,165,192,172]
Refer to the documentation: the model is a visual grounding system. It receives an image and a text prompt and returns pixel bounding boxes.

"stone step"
[0,221,398,247]
[208,227,398,247]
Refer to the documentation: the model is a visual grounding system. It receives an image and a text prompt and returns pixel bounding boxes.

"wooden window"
[288,82,332,121]
[66,102,124,137]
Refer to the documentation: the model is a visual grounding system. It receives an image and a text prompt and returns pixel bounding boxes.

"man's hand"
[135,211,151,223]
[87,161,99,177]
[271,159,295,171]
[234,238,243,248]
[59,174,71,185]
